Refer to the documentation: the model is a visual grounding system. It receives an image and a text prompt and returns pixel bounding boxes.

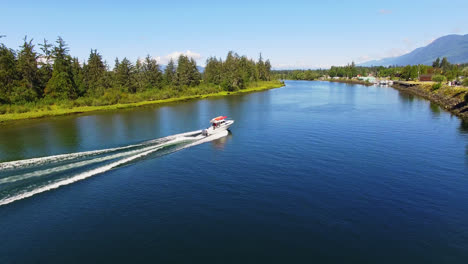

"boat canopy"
[210,116,227,123]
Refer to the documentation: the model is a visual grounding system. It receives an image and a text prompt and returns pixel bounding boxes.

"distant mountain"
[359,34,468,66]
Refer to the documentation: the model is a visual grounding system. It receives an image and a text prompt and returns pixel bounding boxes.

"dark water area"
[1,81,468,263]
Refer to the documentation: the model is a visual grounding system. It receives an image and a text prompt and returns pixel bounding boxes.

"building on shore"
[419,74,433,82]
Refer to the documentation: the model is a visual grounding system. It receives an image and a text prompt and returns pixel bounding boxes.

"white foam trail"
[0,130,203,171]
[0,145,158,185]
[0,146,161,206]
[0,144,141,171]
[0,130,227,207]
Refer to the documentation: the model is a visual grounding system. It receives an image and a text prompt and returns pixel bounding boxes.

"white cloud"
[165,50,202,61]
[137,50,203,65]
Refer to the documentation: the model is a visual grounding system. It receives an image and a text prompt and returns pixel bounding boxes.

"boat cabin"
[210,116,227,129]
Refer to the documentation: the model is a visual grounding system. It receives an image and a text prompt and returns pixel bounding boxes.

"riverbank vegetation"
[273,58,468,84]
[0,36,277,121]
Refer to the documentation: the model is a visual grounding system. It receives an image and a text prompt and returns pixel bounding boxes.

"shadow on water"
[398,91,415,106]
[429,102,442,118]
[211,131,232,150]
[459,120,468,134]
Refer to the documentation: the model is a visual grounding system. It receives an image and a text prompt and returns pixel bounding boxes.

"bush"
[432,75,446,83]
[463,78,468,87]
[0,105,7,114]
[432,83,442,91]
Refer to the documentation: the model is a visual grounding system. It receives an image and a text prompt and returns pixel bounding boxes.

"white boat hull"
[202,120,234,136]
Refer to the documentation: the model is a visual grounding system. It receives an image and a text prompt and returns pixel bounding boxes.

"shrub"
[432,83,442,91]
[432,75,446,83]
[0,105,7,114]
[463,78,468,87]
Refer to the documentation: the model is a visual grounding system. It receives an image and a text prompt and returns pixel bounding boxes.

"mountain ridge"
[359,34,468,66]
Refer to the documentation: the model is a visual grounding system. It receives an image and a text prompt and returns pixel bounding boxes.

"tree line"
[0,36,272,105]
[273,59,468,83]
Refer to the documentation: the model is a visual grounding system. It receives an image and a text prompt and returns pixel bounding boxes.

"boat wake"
[0,130,228,206]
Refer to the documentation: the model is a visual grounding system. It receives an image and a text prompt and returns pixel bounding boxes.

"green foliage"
[45,71,76,99]
[114,57,136,93]
[0,44,18,103]
[0,36,275,115]
[45,37,76,99]
[432,74,446,83]
[431,82,442,91]
[463,78,468,87]
[141,55,163,90]
[16,37,40,100]
[400,65,418,81]
[164,59,176,85]
[84,49,106,96]
[175,55,200,87]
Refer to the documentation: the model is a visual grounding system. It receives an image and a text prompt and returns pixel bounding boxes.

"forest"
[0,36,273,114]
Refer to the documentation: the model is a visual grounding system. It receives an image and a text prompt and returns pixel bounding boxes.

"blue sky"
[1,0,467,69]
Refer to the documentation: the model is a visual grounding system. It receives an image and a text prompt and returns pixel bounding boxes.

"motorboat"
[202,116,234,136]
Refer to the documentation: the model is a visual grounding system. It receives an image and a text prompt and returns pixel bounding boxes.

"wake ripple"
[0,129,227,206]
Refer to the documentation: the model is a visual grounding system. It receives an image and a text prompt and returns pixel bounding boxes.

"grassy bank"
[392,81,468,120]
[0,80,284,123]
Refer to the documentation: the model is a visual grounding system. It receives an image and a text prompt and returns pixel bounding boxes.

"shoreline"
[390,82,468,121]
[0,81,285,123]
[318,79,468,120]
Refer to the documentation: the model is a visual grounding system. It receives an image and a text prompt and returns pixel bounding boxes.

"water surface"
[1,81,467,263]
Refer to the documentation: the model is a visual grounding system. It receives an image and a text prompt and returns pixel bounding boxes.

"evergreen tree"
[432,57,440,68]
[221,51,244,91]
[175,55,200,87]
[264,59,272,81]
[15,37,40,101]
[0,44,18,103]
[38,39,53,95]
[142,55,163,89]
[257,53,267,81]
[114,57,135,93]
[440,57,450,71]
[204,57,223,85]
[71,57,86,96]
[189,58,201,86]
[84,49,106,96]
[44,37,76,99]
[164,59,175,85]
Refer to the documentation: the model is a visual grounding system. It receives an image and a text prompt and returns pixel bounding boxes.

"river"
[1,80,467,263]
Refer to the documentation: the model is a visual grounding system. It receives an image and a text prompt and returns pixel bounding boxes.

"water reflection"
[459,120,468,134]
[398,91,415,105]
[211,131,232,150]
[429,102,442,118]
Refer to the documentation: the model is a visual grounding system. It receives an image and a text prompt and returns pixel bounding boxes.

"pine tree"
[44,37,76,99]
[175,55,190,87]
[84,49,106,96]
[204,57,222,85]
[71,57,86,96]
[142,55,163,90]
[257,53,267,81]
[0,44,18,103]
[432,57,440,68]
[264,59,272,81]
[38,39,53,95]
[114,57,135,93]
[13,36,40,102]
[189,58,201,86]
[164,59,175,86]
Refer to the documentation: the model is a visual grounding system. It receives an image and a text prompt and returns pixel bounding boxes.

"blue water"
[1,81,468,263]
